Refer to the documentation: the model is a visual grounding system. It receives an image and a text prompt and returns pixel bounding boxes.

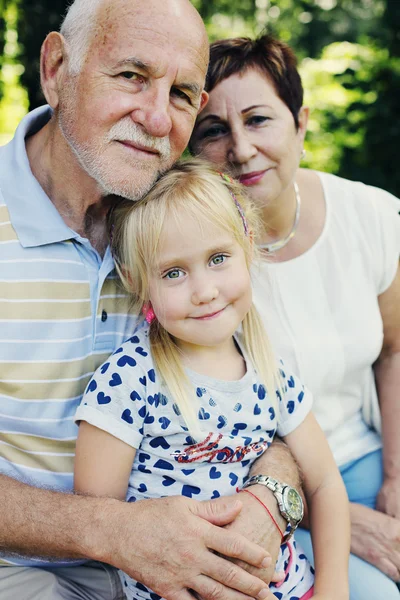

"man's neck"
[25,118,111,255]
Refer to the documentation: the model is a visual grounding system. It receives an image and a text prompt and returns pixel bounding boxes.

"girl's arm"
[284,412,350,600]
[74,421,136,499]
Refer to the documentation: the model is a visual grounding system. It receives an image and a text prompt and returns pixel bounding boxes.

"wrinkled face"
[58,0,208,200]
[148,209,252,353]
[191,69,307,208]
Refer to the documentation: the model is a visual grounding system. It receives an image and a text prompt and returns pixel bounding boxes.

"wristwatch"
[243,475,304,542]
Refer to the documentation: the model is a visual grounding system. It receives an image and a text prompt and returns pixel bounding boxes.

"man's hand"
[100,494,273,600]
[350,502,400,581]
[376,476,400,519]
[222,491,283,586]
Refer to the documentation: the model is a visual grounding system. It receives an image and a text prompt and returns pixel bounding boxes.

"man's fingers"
[191,573,270,600]
[205,522,271,569]
[195,548,271,599]
[194,496,243,526]
[377,556,400,581]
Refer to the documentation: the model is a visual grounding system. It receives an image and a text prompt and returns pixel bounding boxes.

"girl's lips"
[192,307,225,320]
[238,170,267,186]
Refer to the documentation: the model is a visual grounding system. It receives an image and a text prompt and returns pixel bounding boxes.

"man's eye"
[120,72,142,81]
[210,254,227,266]
[171,87,191,103]
[164,269,184,280]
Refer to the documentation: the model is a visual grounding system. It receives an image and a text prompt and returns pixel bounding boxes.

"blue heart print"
[298,390,304,402]
[144,413,155,424]
[162,476,176,487]
[117,355,137,368]
[113,347,123,354]
[100,362,110,374]
[87,379,97,393]
[149,436,170,450]
[269,407,275,420]
[182,469,195,476]
[139,375,147,386]
[138,483,147,493]
[135,346,148,357]
[196,387,203,398]
[138,406,146,418]
[258,385,266,400]
[172,403,181,416]
[198,408,210,420]
[121,409,133,424]
[210,466,221,479]
[154,459,173,470]
[233,403,242,412]
[287,400,295,414]
[138,452,150,463]
[129,335,140,344]
[217,415,227,429]
[130,390,142,401]
[182,484,201,498]
[147,369,156,383]
[253,404,261,415]
[138,464,151,474]
[159,417,171,430]
[231,422,246,436]
[109,373,122,387]
[97,391,111,405]
[288,376,295,388]
[211,490,220,499]
[229,473,239,486]
[209,397,216,407]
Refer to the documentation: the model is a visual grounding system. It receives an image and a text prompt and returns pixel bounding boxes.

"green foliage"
[1,0,400,195]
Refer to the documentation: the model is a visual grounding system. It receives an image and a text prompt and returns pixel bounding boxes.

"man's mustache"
[107,119,171,160]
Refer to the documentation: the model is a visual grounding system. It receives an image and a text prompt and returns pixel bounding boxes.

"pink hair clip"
[142,303,156,325]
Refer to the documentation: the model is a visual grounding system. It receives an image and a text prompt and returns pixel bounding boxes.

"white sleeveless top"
[252,171,400,466]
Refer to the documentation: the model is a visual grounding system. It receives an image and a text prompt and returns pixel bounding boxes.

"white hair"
[60,0,105,74]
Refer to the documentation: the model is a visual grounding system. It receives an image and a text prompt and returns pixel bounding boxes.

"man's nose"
[131,86,173,139]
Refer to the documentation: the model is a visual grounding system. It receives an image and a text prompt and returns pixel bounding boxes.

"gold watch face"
[286,487,303,521]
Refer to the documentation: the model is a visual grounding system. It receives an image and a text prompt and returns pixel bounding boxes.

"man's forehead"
[91,0,208,71]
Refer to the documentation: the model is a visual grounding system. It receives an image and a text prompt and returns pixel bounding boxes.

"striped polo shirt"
[0,106,137,566]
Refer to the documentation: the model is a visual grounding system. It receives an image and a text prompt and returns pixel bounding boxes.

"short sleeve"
[74,332,151,449]
[366,185,400,294]
[276,359,313,437]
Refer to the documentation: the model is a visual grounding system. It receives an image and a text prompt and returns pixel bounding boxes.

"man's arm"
[224,439,301,583]
[0,473,274,600]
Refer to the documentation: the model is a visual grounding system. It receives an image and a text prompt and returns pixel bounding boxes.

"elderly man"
[0,1,300,599]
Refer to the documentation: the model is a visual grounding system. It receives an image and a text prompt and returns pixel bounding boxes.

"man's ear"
[198,90,209,114]
[40,32,69,109]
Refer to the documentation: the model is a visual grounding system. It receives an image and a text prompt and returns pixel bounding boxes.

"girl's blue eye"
[210,254,226,266]
[164,269,183,280]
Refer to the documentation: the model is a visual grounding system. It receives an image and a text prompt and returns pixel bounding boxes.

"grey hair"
[60,0,104,74]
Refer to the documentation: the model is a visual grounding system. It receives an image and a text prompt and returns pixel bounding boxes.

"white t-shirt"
[252,171,400,467]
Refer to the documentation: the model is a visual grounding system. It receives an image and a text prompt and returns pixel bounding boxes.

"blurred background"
[0,0,399,195]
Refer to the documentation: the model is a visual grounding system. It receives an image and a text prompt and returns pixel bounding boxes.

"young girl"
[74,160,350,600]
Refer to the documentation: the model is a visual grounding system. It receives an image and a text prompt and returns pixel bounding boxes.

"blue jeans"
[295,449,400,599]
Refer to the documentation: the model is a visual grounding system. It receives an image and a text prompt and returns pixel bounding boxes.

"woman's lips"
[238,170,267,186]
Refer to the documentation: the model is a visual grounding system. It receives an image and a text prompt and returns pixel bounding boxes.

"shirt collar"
[0,105,80,248]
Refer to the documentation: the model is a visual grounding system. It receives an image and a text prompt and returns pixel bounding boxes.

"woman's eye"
[210,254,227,266]
[200,125,227,139]
[247,115,269,126]
[164,269,184,280]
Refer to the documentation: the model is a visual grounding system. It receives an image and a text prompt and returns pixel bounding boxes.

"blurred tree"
[0,0,10,102]
[16,0,68,109]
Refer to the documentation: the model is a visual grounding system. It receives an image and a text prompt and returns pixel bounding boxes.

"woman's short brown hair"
[205,34,304,129]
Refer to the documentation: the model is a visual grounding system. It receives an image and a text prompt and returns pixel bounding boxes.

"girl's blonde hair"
[110,158,280,439]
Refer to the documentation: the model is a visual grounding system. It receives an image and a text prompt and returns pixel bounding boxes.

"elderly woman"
[190,34,400,599]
